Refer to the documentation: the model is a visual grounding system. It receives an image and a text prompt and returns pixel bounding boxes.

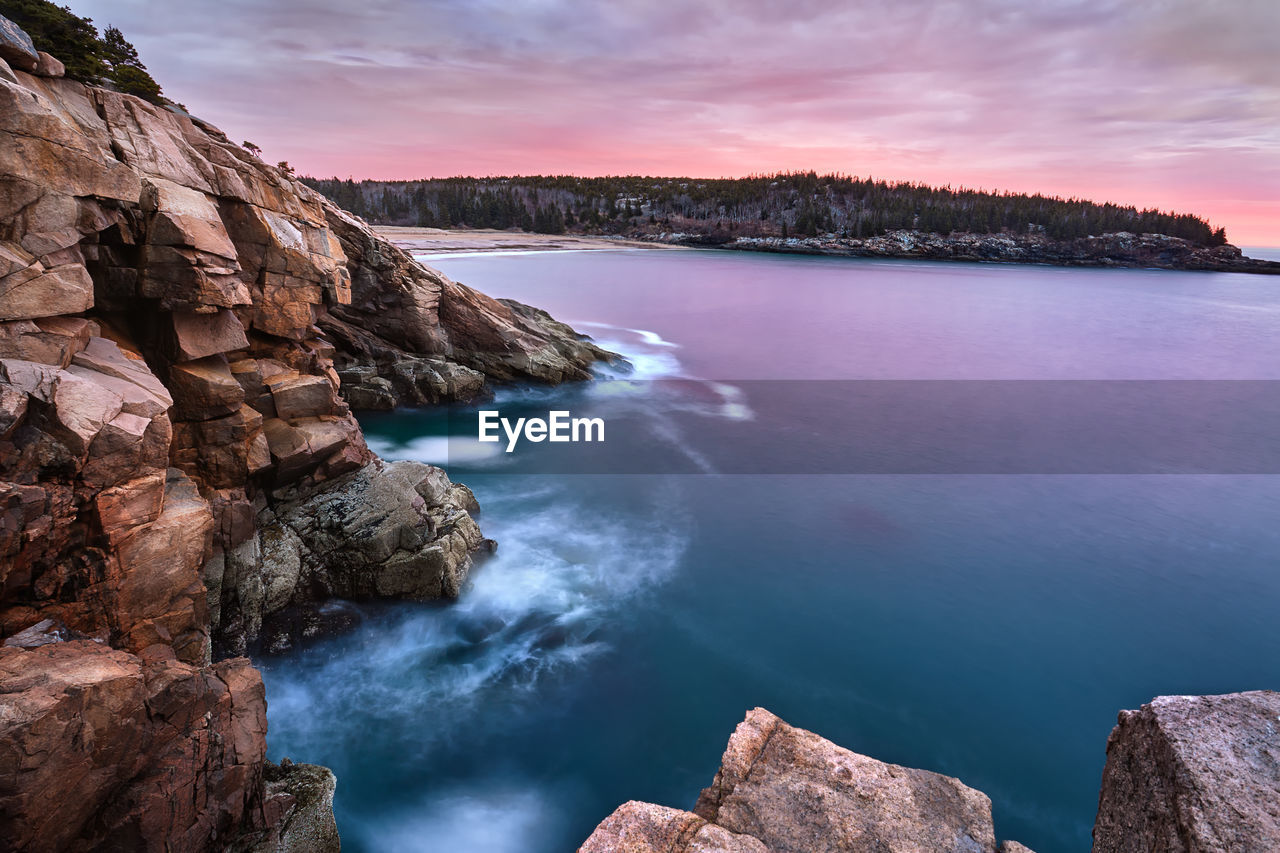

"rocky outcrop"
[1093,690,1280,852]
[319,207,616,408]
[0,13,609,851]
[0,641,275,853]
[581,708,1031,853]
[213,459,492,655]
[650,230,1280,274]
[234,761,340,853]
[584,695,1280,852]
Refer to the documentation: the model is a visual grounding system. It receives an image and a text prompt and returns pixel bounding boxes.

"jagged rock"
[105,469,213,663]
[94,468,167,543]
[1093,691,1280,852]
[695,708,999,852]
[254,762,340,853]
[0,259,95,321]
[0,641,271,853]
[211,460,490,655]
[582,708,1017,853]
[71,336,173,418]
[321,208,615,407]
[0,357,125,457]
[0,317,94,366]
[336,367,396,410]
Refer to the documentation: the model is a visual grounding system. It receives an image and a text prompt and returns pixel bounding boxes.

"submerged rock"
[1093,690,1280,852]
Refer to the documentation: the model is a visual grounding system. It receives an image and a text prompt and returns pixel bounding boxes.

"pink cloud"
[75,0,1280,244]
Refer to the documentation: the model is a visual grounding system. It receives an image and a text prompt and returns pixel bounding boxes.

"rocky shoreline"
[643,229,1280,274]
[580,695,1280,852]
[0,16,610,850]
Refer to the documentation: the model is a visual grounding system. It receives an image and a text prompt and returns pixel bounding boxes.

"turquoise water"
[260,250,1280,852]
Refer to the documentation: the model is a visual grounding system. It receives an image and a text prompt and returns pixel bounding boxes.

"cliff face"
[0,19,608,851]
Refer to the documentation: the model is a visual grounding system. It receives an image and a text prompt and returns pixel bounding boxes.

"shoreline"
[373,225,686,255]
[376,225,1280,273]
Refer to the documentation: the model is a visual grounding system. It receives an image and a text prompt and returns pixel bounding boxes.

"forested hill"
[301,172,1228,247]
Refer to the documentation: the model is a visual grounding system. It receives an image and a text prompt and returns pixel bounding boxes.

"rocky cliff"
[0,15,609,851]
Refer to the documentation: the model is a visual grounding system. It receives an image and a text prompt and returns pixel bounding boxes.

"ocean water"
[260,249,1280,852]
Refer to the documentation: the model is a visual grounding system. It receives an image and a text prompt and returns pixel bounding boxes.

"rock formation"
[651,229,1280,274]
[580,708,1033,853]
[0,13,609,851]
[1093,690,1280,852]
[583,694,1280,852]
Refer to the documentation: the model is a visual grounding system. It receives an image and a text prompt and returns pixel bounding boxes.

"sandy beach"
[373,226,681,255]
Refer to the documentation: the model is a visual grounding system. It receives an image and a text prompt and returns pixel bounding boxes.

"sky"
[73,0,1279,245]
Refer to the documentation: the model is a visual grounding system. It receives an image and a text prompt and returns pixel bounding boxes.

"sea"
[260,246,1280,852]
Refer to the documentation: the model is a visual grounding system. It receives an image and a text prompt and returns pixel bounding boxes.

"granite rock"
[580,708,1039,853]
[1093,691,1280,853]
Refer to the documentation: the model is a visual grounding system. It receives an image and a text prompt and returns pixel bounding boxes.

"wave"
[261,478,689,764]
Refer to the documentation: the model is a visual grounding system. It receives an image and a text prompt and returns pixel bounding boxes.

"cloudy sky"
[75,0,1278,244]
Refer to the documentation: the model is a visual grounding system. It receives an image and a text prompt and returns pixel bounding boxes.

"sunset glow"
[77,0,1280,245]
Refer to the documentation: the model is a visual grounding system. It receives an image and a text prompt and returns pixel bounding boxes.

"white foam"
[262,478,689,763]
[354,786,562,853]
[579,321,681,348]
[366,434,508,466]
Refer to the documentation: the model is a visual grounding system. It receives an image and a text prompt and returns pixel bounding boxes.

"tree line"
[2,0,166,103]
[301,172,1228,246]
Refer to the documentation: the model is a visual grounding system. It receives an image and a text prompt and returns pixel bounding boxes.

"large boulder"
[694,708,999,853]
[1093,691,1280,852]
[581,708,1035,853]
[210,459,490,655]
[0,14,38,72]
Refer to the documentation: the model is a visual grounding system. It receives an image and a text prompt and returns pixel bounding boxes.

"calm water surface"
[260,249,1280,852]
